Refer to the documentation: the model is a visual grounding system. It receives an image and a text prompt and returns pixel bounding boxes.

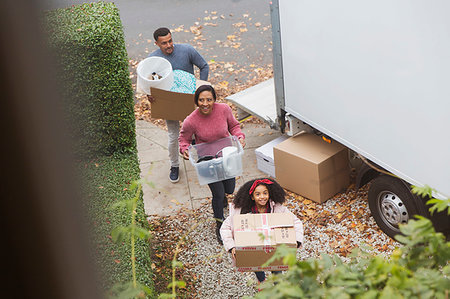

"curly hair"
[233,178,286,214]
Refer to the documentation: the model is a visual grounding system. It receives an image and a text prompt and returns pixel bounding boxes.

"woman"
[179,84,246,244]
[220,178,304,283]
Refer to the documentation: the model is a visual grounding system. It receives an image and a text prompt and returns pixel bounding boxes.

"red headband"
[249,179,273,195]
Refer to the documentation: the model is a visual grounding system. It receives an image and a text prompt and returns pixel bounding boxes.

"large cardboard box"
[150,80,210,121]
[233,213,296,272]
[255,135,289,178]
[274,133,350,203]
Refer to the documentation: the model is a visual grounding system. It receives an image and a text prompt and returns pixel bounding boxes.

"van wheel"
[368,175,424,240]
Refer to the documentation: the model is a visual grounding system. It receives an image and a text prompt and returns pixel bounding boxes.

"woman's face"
[252,184,269,209]
[197,90,214,115]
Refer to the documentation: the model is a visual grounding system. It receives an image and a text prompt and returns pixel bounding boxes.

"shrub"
[45,2,136,158]
[81,154,155,297]
[253,217,450,298]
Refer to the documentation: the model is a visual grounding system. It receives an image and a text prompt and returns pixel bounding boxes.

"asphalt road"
[42,0,273,83]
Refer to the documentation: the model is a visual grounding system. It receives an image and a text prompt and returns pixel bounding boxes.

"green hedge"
[81,153,155,297]
[45,2,136,158]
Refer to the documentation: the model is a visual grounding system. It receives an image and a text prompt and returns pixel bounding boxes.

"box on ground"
[188,135,243,185]
[255,135,289,178]
[233,213,296,272]
[150,80,210,121]
[274,133,350,203]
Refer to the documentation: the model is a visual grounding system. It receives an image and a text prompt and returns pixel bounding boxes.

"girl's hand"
[238,137,246,148]
[230,248,236,260]
[182,150,189,160]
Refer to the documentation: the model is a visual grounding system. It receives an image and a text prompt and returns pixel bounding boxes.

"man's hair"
[194,85,216,106]
[153,27,171,41]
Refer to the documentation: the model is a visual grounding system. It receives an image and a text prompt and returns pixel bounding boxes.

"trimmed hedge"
[81,153,154,297]
[45,2,136,158]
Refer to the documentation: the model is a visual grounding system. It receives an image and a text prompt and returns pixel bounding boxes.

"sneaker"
[169,167,179,183]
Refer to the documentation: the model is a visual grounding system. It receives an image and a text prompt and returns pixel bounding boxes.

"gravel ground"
[149,184,402,298]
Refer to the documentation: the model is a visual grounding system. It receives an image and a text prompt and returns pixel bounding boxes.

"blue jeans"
[255,271,281,283]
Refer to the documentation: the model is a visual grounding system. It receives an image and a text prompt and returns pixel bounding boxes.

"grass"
[79,152,155,297]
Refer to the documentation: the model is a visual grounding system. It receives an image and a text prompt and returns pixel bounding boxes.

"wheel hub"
[379,192,409,227]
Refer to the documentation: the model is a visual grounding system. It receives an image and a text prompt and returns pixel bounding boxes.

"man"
[148,27,209,183]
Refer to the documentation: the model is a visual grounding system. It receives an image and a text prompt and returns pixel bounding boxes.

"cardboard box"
[274,133,350,203]
[255,135,289,178]
[150,80,210,121]
[233,213,296,272]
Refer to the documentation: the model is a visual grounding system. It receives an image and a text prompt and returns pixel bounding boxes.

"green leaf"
[110,199,134,211]
[167,280,186,289]
[426,198,450,215]
[411,185,434,198]
[172,260,183,268]
[111,226,131,243]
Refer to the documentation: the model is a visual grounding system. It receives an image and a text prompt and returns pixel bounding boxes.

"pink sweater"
[179,103,245,153]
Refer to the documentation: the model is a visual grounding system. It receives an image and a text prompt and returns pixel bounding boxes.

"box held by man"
[150,79,211,121]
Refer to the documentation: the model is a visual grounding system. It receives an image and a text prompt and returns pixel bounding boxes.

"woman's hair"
[233,178,286,213]
[194,84,216,106]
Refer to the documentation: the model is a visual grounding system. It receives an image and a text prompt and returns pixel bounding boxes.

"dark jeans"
[255,271,281,283]
[208,178,235,222]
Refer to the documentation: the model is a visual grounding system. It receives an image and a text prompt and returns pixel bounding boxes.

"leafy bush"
[45,2,136,158]
[254,217,450,298]
[80,154,155,297]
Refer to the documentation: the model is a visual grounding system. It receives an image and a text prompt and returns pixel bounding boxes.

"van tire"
[368,175,425,240]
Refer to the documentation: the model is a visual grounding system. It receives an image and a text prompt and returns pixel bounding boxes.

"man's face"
[155,33,174,55]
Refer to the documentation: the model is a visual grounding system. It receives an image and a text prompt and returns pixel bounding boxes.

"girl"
[220,178,304,283]
[179,85,245,244]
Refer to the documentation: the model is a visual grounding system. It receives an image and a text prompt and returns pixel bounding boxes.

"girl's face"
[252,184,269,209]
[197,90,214,115]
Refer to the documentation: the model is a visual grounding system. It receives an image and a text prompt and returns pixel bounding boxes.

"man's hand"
[182,150,189,160]
[230,248,236,261]
[238,137,246,148]
[147,94,155,103]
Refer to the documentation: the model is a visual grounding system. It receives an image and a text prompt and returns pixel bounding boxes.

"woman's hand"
[238,137,246,148]
[146,95,155,103]
[230,248,236,260]
[182,150,189,160]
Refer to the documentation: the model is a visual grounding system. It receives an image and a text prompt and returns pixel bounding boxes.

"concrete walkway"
[136,119,282,216]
